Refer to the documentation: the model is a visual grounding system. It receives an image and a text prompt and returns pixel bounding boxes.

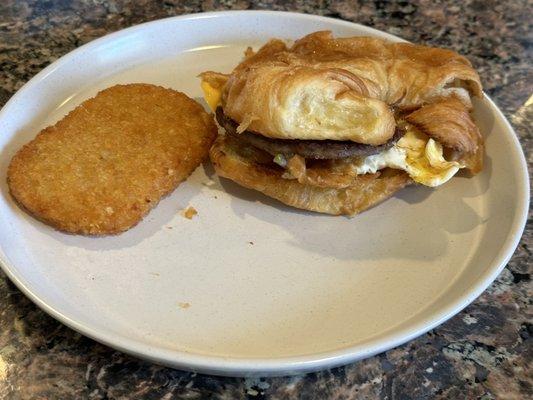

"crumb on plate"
[182,206,197,219]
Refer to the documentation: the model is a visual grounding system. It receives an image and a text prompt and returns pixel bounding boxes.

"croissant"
[209,31,482,145]
[202,31,484,216]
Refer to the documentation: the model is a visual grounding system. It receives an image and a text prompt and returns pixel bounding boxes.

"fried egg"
[353,127,462,187]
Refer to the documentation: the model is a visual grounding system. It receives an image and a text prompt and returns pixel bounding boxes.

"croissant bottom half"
[210,135,412,216]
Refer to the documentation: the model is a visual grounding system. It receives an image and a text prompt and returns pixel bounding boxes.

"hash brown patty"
[7,84,217,235]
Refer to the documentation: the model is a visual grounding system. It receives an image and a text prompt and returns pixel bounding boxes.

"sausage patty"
[215,107,403,160]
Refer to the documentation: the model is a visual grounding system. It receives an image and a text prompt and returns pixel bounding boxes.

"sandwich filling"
[203,80,463,188]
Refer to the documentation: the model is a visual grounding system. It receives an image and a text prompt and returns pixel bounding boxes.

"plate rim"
[0,10,529,376]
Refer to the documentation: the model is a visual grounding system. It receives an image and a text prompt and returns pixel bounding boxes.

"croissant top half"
[201,31,483,147]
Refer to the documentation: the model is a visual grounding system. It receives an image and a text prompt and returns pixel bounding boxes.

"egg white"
[353,128,462,187]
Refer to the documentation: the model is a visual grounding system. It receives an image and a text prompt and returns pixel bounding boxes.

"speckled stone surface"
[0,1,531,399]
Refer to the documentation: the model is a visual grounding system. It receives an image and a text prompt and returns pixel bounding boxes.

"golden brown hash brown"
[7,84,217,235]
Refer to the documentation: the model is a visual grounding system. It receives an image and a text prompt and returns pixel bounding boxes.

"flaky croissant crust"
[207,31,483,159]
[228,31,482,107]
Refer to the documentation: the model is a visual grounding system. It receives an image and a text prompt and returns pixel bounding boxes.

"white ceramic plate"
[0,11,529,377]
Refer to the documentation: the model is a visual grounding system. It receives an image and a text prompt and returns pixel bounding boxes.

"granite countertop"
[0,1,531,398]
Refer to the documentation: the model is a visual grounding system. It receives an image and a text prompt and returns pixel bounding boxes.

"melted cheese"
[354,128,462,187]
[201,81,222,111]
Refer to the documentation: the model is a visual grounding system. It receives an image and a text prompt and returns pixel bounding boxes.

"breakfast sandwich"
[7,84,217,235]
[200,31,484,216]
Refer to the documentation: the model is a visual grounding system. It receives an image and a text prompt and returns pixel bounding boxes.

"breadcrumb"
[182,206,198,219]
